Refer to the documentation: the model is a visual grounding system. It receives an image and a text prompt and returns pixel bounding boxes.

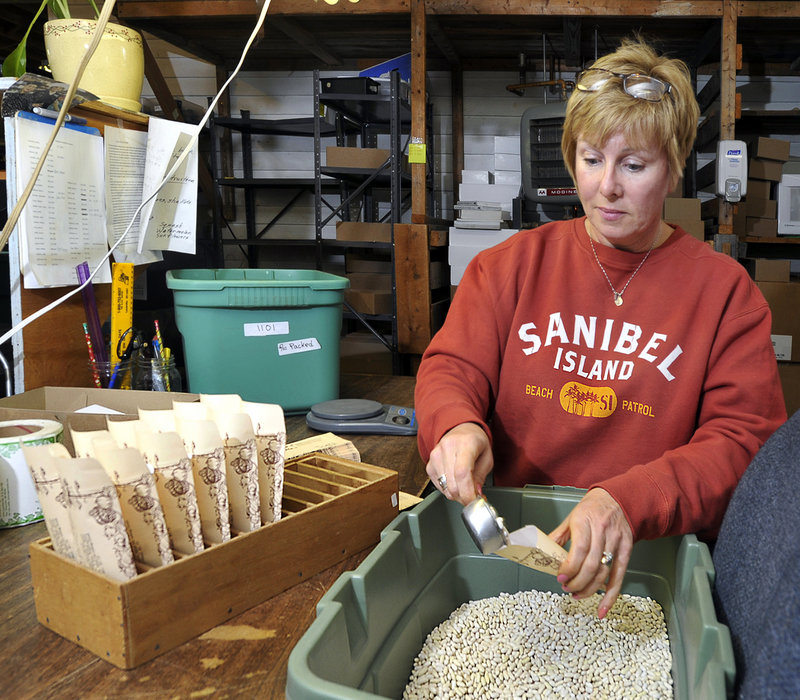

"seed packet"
[243,401,286,525]
[58,457,137,581]
[215,412,260,533]
[136,428,204,556]
[22,442,77,560]
[174,416,230,545]
[93,438,174,568]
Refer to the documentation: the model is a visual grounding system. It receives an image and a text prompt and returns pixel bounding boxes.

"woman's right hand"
[425,423,493,505]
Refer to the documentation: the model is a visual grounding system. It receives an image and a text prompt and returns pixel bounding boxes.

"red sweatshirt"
[416,218,786,541]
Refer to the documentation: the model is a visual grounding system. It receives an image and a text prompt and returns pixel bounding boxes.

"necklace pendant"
[614,293,623,306]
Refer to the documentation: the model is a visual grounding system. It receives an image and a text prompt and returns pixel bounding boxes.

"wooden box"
[29,454,399,669]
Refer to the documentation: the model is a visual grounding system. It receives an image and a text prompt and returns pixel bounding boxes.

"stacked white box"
[448,226,519,284]
[458,183,521,210]
[461,170,493,184]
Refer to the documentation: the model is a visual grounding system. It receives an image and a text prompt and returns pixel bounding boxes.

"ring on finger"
[437,474,448,491]
[600,550,614,567]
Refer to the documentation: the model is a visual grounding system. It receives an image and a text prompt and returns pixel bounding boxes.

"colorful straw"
[77,262,108,365]
[83,322,103,388]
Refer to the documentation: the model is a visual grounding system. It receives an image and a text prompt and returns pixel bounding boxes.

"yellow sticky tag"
[408,142,426,164]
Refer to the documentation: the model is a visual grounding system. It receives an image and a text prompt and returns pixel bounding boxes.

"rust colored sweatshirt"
[416,218,786,540]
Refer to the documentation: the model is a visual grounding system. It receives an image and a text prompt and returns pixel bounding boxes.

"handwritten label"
[277,338,321,356]
[244,321,289,337]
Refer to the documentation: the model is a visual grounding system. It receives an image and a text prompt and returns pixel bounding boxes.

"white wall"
[140,35,800,267]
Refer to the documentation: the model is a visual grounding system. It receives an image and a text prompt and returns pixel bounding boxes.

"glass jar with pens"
[132,321,182,392]
[134,355,182,392]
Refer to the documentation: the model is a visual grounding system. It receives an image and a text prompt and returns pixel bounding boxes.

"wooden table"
[0,374,428,699]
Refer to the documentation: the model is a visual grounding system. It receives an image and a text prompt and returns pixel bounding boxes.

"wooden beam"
[269,16,342,66]
[117,0,800,20]
[118,0,730,19]
[411,0,427,223]
[394,223,432,354]
[426,12,461,68]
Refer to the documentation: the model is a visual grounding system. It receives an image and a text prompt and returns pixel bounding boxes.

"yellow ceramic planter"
[44,19,144,112]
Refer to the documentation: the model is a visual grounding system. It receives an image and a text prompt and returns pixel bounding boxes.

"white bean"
[403,590,672,700]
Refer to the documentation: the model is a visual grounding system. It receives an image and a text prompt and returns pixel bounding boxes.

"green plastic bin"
[286,486,735,699]
[166,269,349,412]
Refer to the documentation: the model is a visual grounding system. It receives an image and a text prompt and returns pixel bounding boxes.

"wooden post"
[395,223,432,354]
[410,0,428,223]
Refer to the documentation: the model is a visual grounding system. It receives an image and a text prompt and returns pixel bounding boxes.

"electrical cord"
[0,0,274,353]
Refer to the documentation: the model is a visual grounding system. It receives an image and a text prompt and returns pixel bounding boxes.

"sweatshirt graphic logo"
[559,381,617,417]
[517,312,683,382]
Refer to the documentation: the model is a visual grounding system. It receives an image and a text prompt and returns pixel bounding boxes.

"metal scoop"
[461,496,510,554]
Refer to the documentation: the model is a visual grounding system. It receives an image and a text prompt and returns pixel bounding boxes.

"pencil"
[83,322,103,388]
[154,320,171,391]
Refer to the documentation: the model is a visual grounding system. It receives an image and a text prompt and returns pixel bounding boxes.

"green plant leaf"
[48,0,71,20]
[1,0,49,78]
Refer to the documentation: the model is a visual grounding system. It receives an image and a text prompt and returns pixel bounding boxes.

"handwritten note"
[138,117,199,255]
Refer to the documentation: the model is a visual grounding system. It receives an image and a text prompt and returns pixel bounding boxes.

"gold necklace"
[587,227,659,307]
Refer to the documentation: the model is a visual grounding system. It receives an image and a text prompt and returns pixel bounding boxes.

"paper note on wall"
[138,117,199,255]
[104,126,162,266]
[12,113,111,288]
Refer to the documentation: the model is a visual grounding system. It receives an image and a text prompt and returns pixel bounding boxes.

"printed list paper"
[13,113,111,288]
[103,125,162,266]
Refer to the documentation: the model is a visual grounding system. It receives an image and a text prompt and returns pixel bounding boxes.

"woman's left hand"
[548,487,633,619]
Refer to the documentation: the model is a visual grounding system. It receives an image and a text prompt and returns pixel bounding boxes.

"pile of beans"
[403,590,672,699]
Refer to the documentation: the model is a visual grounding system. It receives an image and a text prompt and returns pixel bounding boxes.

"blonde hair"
[561,38,700,184]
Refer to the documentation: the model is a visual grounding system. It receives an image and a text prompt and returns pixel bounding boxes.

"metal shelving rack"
[313,69,430,373]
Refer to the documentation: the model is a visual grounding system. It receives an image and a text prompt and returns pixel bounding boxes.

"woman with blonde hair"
[415,38,785,618]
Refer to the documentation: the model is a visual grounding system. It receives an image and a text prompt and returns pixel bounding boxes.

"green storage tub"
[286,486,735,699]
[166,269,348,412]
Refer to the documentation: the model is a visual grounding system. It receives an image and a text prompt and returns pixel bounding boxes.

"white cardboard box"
[458,183,521,207]
[494,153,520,172]
[494,170,522,186]
[494,136,521,154]
[461,169,492,184]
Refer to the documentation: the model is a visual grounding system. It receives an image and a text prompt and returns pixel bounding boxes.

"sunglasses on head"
[576,68,672,102]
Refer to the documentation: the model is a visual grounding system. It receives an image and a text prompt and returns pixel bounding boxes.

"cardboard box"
[340,332,393,375]
[751,136,791,163]
[749,158,784,182]
[778,362,800,417]
[757,280,800,361]
[347,271,393,292]
[747,179,773,200]
[0,387,199,455]
[345,288,393,315]
[29,453,398,668]
[747,217,778,237]
[336,221,392,243]
[326,146,390,170]
[673,218,705,240]
[743,197,777,220]
[663,197,701,220]
[345,253,393,275]
[742,258,791,283]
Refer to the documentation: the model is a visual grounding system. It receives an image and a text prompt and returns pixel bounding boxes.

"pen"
[32,106,88,125]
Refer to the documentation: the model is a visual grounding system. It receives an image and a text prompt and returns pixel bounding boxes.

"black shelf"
[318,93,412,128]
[211,116,339,138]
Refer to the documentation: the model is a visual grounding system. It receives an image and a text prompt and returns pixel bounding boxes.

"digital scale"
[305,399,417,436]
